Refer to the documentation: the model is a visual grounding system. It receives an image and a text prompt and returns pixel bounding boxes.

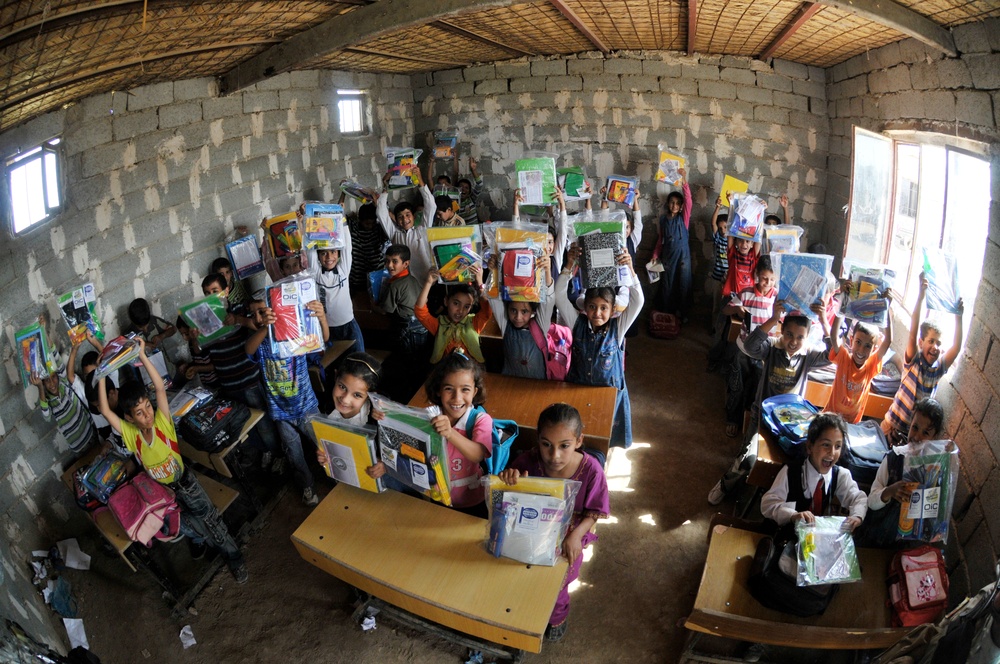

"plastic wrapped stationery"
[432,184,461,203]
[485,221,548,303]
[921,247,961,314]
[573,214,631,289]
[604,175,638,206]
[169,386,214,423]
[56,284,104,344]
[94,335,141,381]
[655,146,685,185]
[772,252,834,319]
[178,294,238,346]
[15,322,54,388]
[266,276,324,358]
[556,166,588,201]
[483,475,581,566]
[727,192,767,243]
[385,147,423,190]
[133,349,172,389]
[433,131,458,159]
[897,440,959,544]
[367,268,389,302]
[308,415,383,493]
[427,226,482,285]
[795,517,862,587]
[225,235,265,280]
[764,225,804,254]
[261,211,306,281]
[340,179,375,205]
[840,259,896,328]
[721,174,748,207]
[514,153,557,206]
[369,394,452,506]
[298,202,345,250]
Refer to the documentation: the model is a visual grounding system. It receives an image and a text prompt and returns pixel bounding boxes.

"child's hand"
[185,366,197,380]
[616,251,632,268]
[772,299,786,317]
[427,268,440,285]
[430,414,453,437]
[498,468,524,486]
[470,263,483,286]
[366,462,387,479]
[584,182,593,194]
[956,298,965,315]
[919,272,929,294]
[842,516,862,533]
[715,194,724,208]
[677,167,687,179]
[137,337,147,357]
[793,510,816,525]
[881,481,911,504]
[566,243,582,266]
[305,300,324,317]
[382,171,391,187]
[488,253,500,272]
[514,188,524,204]
[780,194,789,208]
[86,330,99,347]
[372,408,386,421]
[562,529,585,563]
[599,186,607,198]
[28,372,42,387]
[809,301,825,319]
[317,448,329,466]
[469,156,477,172]
[259,307,278,326]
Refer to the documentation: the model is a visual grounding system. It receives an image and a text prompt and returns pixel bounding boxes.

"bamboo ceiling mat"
[775,6,904,66]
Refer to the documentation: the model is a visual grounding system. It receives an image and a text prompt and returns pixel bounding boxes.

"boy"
[825,306,893,424]
[457,157,483,225]
[245,296,329,506]
[376,167,435,283]
[315,225,364,354]
[97,339,248,583]
[708,298,832,504]
[347,202,388,295]
[433,195,465,227]
[376,244,426,353]
[31,334,98,455]
[708,194,729,332]
[722,257,777,437]
[127,298,176,350]
[414,266,491,364]
[211,257,249,308]
[881,274,964,444]
[763,194,791,226]
[174,316,219,389]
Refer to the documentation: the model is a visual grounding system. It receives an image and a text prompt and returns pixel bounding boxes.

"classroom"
[1,1,999,661]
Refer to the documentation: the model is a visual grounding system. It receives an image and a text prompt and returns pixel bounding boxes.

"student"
[433,195,465,227]
[376,168,435,283]
[498,403,609,642]
[376,244,426,354]
[211,257,249,308]
[31,334,98,455]
[721,230,761,300]
[347,203,388,295]
[487,254,556,380]
[415,266,491,364]
[457,157,483,225]
[707,195,729,332]
[858,398,946,547]
[319,352,381,427]
[174,317,219,389]
[760,413,867,530]
[600,184,644,333]
[650,167,691,320]
[881,275,964,444]
[97,339,248,583]
[126,298,176,350]
[722,256,777,437]
[245,295,329,507]
[315,228,364,354]
[763,194,791,226]
[708,299,832,504]
[555,245,644,448]
[825,307,893,424]
[514,186,570,278]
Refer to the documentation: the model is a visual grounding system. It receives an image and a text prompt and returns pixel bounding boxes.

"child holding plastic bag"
[651,168,692,319]
[414,266,492,365]
[498,403,609,642]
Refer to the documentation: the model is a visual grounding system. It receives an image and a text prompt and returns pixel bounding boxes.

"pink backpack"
[108,474,181,546]
[528,320,572,381]
[887,545,949,626]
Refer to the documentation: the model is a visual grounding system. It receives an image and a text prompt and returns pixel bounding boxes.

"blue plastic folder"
[773,253,834,319]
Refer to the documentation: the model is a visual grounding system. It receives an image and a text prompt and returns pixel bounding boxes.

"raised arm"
[829,312,844,357]
[942,298,965,371]
[709,194,723,233]
[97,376,123,434]
[554,249,579,325]
[512,188,522,223]
[780,194,792,225]
[417,169,436,223]
[905,275,928,364]
[617,253,644,345]
[877,299,894,360]
[136,339,170,417]
[67,337,83,384]
[679,168,691,230]
[375,179,394,237]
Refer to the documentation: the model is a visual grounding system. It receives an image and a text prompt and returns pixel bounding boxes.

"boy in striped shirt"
[708,196,729,333]
[32,334,97,455]
[881,274,964,443]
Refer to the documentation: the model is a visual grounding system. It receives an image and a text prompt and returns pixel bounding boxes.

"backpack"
[179,398,250,453]
[527,321,572,381]
[838,420,889,491]
[888,545,949,627]
[468,405,519,475]
[761,394,820,458]
[107,473,181,546]
[80,450,130,504]
[648,311,680,339]
[72,468,102,512]
[747,530,839,617]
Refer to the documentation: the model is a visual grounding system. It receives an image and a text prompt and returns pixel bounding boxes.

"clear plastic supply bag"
[841,259,896,328]
[385,147,423,190]
[225,235,265,281]
[604,175,638,206]
[483,474,581,566]
[56,283,104,344]
[515,153,558,206]
[299,202,346,250]
[764,225,804,255]
[369,394,451,505]
[485,221,549,303]
[307,414,383,493]
[727,192,766,243]
[654,145,685,185]
[573,216,630,289]
[265,276,324,358]
[94,335,140,381]
[178,294,238,346]
[921,247,961,314]
[427,226,482,285]
[897,440,959,544]
[772,252,835,319]
[795,517,862,587]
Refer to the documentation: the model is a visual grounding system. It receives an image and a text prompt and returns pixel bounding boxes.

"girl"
[856,398,946,547]
[414,266,492,365]
[555,245,643,448]
[316,352,383,466]
[487,248,556,380]
[498,403,609,642]
[650,167,691,319]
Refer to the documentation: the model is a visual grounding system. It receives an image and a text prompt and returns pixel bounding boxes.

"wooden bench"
[408,372,618,460]
[292,484,566,654]
[684,524,910,651]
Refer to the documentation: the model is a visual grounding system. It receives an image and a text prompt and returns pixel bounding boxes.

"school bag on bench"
[747,529,839,617]
[179,398,250,453]
[527,321,572,381]
[648,311,680,340]
[468,405,519,475]
[79,450,130,505]
[108,473,181,546]
[888,545,949,627]
[761,394,820,459]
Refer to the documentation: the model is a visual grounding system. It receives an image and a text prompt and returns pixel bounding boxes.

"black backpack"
[746,530,839,617]
[179,398,250,453]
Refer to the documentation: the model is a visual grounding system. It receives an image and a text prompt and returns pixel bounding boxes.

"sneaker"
[270,457,287,475]
[726,423,739,438]
[260,451,273,471]
[189,540,207,561]
[743,642,766,662]
[545,620,568,642]
[707,480,726,506]
[302,487,319,507]
[231,563,249,585]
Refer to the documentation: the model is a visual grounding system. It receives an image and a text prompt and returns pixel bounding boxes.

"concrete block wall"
[410,51,830,287]
[824,25,1000,600]
[0,70,411,647]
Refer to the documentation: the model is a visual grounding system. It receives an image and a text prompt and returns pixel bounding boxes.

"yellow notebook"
[655,151,685,185]
[721,175,749,208]
[311,418,383,493]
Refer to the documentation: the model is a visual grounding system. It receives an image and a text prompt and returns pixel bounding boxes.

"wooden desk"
[684,524,910,650]
[320,339,356,369]
[292,484,566,653]
[408,372,617,457]
[177,408,264,479]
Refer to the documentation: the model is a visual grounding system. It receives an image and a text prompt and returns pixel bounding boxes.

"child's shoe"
[260,451,273,471]
[544,620,568,642]
[707,480,726,506]
[302,487,319,507]
[231,563,249,585]
[188,540,207,561]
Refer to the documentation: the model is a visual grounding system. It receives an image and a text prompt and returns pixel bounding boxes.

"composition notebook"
[310,417,383,493]
[370,394,452,506]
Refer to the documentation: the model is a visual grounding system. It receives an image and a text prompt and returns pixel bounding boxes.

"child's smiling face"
[584,295,613,329]
[445,292,475,324]
[318,249,340,271]
[396,209,415,231]
[781,320,809,356]
[506,302,534,329]
[850,328,877,367]
[332,373,369,420]
[735,238,753,255]
[907,411,939,445]
[755,269,775,294]
[439,369,477,422]
[919,328,942,364]
[203,281,228,297]
[384,255,408,277]
[217,265,234,288]
[807,426,843,474]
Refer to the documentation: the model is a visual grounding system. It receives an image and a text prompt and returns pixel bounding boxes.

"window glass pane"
[905,145,946,310]
[44,151,60,209]
[9,158,46,233]
[338,98,362,133]
[941,149,990,322]
[845,128,894,265]
[887,144,919,300]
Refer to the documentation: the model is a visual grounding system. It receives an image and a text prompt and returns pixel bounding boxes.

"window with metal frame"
[6,137,63,235]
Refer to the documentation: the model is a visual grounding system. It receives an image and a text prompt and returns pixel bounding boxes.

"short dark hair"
[457,178,472,190]
[202,273,227,291]
[393,201,415,217]
[781,314,811,332]
[756,255,773,275]
[127,298,151,326]
[807,412,847,445]
[666,191,684,209]
[764,214,782,225]
[81,351,99,369]
[358,203,376,222]
[336,352,382,392]
[446,284,478,301]
[210,257,232,276]
[84,371,116,412]
[715,214,729,224]
[434,195,455,213]
[175,316,190,331]
[117,380,151,419]
[912,398,945,436]
[538,403,583,438]
[437,175,452,185]
[424,351,486,408]
[584,287,617,306]
[385,244,411,262]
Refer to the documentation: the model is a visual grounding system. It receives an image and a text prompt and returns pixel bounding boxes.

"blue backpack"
[468,406,519,475]
[761,394,820,459]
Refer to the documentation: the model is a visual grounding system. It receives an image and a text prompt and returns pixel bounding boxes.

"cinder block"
[923,90,957,121]
[979,466,1000,555]
[681,63,719,80]
[966,54,1000,90]
[582,75,622,91]
[620,75,658,92]
[910,61,941,90]
[756,72,793,92]
[983,397,1000,459]
[157,101,203,129]
[531,59,567,76]
[721,67,757,86]
[957,415,995,491]
[955,362,993,424]
[937,58,973,89]
[440,82,474,98]
[64,119,113,156]
[173,78,216,101]
[464,65,496,82]
[773,59,808,80]
[496,61,531,79]
[112,109,159,141]
[956,90,995,127]
[964,318,991,370]
[510,77,546,93]
[660,77,698,95]
[868,69,891,94]
[736,86,772,105]
[720,55,752,69]
[290,70,320,88]
[698,80,736,100]
[843,75,869,98]
[809,97,827,116]
[475,78,509,95]
[829,62,850,83]
[433,69,465,85]
[642,60,679,77]
[126,82,174,112]
[954,21,992,54]
[792,78,825,99]
[884,64,911,92]
[568,59,605,75]
[202,95,244,121]
[873,42,902,70]
[753,105,789,124]
[807,65,826,82]
[772,90,809,111]
[254,72,291,91]
[603,58,642,75]
[242,90,280,113]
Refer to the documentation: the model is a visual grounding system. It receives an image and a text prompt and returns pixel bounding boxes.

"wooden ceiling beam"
[687,0,697,56]
[342,46,467,67]
[217,0,545,94]
[815,0,956,57]
[432,20,535,57]
[758,2,822,60]
[548,0,609,53]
